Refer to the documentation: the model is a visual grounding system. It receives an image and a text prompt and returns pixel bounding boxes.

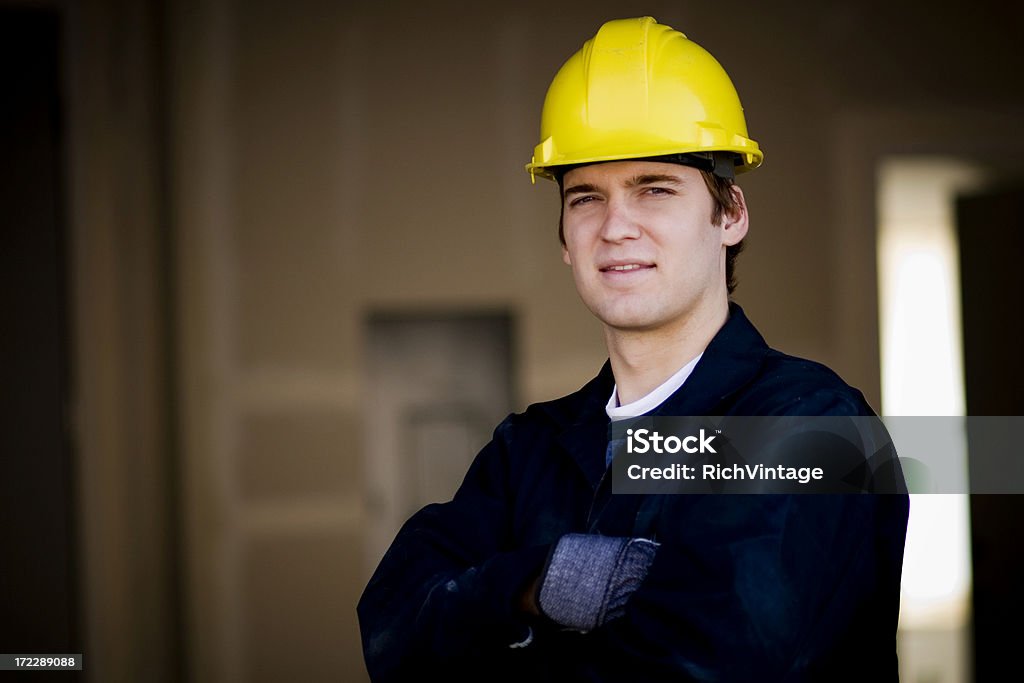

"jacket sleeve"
[568,494,908,681]
[356,418,550,682]
[563,391,909,681]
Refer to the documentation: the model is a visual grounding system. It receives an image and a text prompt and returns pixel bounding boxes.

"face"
[560,161,747,336]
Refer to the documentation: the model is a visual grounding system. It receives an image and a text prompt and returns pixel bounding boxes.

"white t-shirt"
[605,353,703,421]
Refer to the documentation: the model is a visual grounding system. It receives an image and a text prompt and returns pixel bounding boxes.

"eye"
[568,195,598,208]
[644,186,675,196]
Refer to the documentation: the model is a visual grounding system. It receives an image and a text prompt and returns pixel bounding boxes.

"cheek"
[561,224,590,268]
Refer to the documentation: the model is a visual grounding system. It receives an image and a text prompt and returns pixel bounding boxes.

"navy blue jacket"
[358,304,909,681]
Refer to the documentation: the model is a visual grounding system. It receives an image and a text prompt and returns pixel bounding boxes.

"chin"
[596,310,664,332]
[586,296,658,325]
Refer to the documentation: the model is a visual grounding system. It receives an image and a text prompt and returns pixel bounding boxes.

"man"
[358,17,908,681]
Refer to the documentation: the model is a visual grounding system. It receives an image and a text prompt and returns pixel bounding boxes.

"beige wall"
[60,0,1024,681]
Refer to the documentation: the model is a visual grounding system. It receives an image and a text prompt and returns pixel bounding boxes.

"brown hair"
[557,168,746,294]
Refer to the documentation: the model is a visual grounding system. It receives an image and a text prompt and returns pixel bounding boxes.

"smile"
[600,263,655,272]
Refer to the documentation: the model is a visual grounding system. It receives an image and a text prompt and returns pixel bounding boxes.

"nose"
[599,198,642,242]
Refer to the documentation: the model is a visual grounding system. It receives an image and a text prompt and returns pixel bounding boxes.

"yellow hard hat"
[526,16,763,183]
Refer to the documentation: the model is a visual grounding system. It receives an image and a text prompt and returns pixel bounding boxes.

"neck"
[605,299,729,405]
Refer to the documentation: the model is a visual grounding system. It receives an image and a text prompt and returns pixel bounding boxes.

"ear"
[720,184,749,247]
[562,243,572,266]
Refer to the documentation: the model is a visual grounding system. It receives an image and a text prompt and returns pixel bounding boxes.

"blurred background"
[2,0,1022,681]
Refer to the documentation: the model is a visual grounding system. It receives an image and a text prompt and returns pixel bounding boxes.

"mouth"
[599,262,656,273]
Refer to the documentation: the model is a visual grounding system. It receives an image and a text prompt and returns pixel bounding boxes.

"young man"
[358,17,908,682]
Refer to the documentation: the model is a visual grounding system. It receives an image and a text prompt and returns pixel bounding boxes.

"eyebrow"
[563,174,686,196]
[626,174,686,188]
[563,182,599,196]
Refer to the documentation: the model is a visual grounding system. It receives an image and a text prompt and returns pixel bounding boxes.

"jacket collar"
[653,301,770,416]
[550,302,770,489]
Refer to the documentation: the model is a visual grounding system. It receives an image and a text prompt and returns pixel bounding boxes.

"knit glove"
[536,533,659,632]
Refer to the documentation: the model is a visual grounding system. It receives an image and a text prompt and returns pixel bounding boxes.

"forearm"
[358,505,549,680]
[571,494,907,680]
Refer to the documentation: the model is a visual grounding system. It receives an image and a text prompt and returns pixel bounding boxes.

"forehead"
[561,160,702,188]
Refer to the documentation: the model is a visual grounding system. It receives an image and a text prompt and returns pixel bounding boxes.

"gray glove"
[537,533,659,632]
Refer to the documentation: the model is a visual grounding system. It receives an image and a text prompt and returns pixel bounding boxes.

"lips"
[598,260,656,273]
